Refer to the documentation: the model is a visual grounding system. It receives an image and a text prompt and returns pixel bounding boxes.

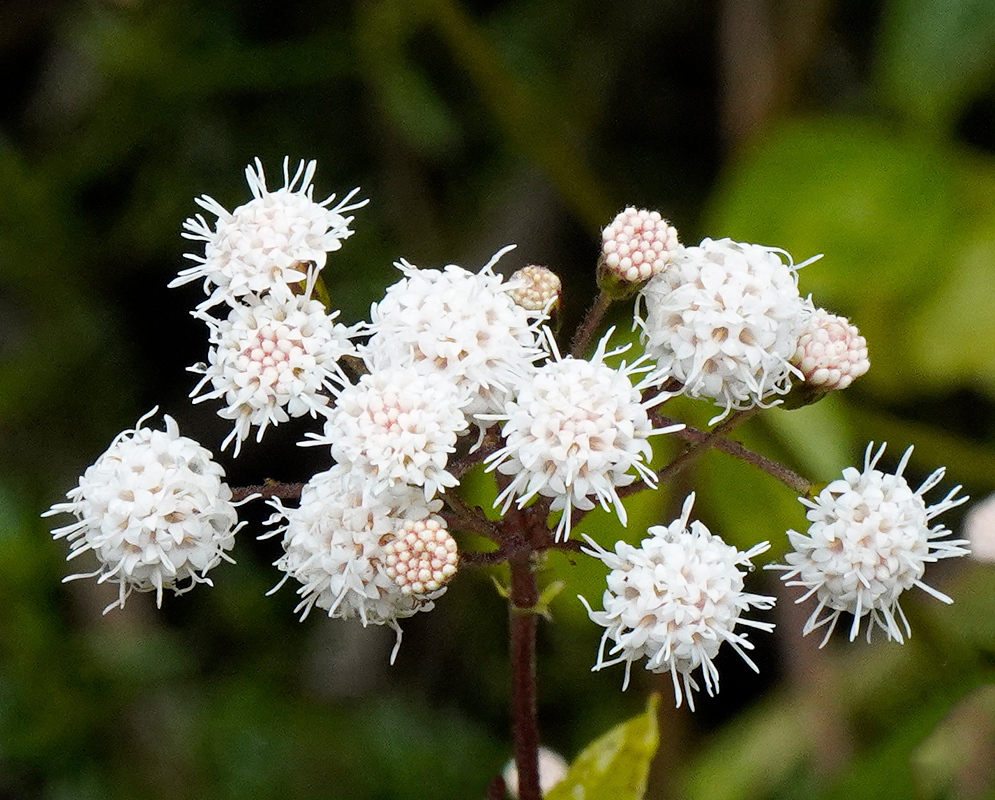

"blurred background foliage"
[2,0,995,797]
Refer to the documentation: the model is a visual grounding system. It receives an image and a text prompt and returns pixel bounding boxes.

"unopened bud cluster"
[383,518,458,596]
[792,308,869,389]
[508,265,562,312]
[600,207,680,284]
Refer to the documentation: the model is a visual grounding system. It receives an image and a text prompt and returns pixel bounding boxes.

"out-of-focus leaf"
[877,0,995,130]
[696,444,804,559]
[708,118,956,305]
[545,693,659,800]
[762,396,855,481]
[909,222,995,395]
[707,117,962,397]
[911,684,995,799]
[847,406,995,490]
[354,0,461,157]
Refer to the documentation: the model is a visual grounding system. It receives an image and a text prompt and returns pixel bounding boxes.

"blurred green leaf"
[763,396,855,482]
[709,118,956,306]
[681,699,808,800]
[707,117,965,397]
[909,220,995,395]
[355,0,461,157]
[877,0,995,130]
[545,693,659,800]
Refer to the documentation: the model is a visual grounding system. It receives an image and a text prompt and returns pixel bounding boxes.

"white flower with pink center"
[362,247,546,418]
[579,494,774,709]
[308,368,470,502]
[636,237,815,420]
[769,443,968,645]
[483,329,682,541]
[44,409,243,613]
[172,157,367,308]
[189,292,357,455]
[264,465,443,662]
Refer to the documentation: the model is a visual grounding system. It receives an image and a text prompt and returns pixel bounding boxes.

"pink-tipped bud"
[383,518,458,596]
[792,309,869,390]
[508,265,562,313]
[600,207,680,285]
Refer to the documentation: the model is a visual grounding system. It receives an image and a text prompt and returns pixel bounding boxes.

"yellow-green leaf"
[545,694,659,800]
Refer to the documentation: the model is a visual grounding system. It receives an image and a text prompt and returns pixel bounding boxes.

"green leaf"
[706,117,960,397]
[908,220,995,394]
[545,693,659,800]
[877,0,995,130]
[708,117,956,309]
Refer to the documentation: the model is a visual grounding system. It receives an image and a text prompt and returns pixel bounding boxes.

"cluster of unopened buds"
[46,157,970,718]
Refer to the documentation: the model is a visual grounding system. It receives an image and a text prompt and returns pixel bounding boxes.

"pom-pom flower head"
[172,157,367,308]
[189,291,358,455]
[264,466,446,662]
[636,237,815,421]
[579,494,775,709]
[769,443,969,646]
[483,328,683,541]
[362,247,546,417]
[43,409,243,613]
[306,368,471,502]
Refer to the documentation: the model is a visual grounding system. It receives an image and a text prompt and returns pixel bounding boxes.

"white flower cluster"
[188,291,356,455]
[173,158,366,308]
[173,157,365,453]
[263,465,448,662]
[45,158,972,703]
[636,238,817,419]
[770,443,968,645]
[580,494,774,709]
[307,368,470,502]
[362,248,547,418]
[484,329,681,541]
[44,409,244,613]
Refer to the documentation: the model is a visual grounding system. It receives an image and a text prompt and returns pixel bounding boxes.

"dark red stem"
[508,549,541,800]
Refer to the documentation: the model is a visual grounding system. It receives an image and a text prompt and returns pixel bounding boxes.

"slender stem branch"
[441,491,504,543]
[654,408,759,484]
[232,481,304,502]
[660,412,813,494]
[459,548,508,567]
[508,551,541,800]
[570,289,613,357]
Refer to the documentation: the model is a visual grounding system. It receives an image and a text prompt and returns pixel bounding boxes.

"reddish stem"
[508,549,542,800]
[232,481,304,502]
[570,289,612,357]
